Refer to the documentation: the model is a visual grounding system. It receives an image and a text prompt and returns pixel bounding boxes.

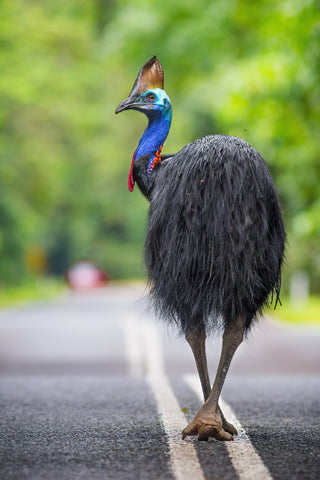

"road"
[0,284,319,479]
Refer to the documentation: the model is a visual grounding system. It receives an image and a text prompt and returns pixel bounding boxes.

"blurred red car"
[66,261,109,290]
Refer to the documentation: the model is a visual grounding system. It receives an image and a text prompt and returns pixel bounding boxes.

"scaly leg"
[186,329,211,400]
[183,316,245,441]
[186,329,238,437]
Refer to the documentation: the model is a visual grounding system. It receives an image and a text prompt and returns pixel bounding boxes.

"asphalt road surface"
[0,284,319,480]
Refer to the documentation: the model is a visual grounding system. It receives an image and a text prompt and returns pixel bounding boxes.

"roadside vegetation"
[0,278,65,308]
[270,297,320,325]
[1,0,319,309]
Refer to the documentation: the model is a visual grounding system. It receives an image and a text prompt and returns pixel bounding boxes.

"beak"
[115,96,135,114]
[115,98,131,113]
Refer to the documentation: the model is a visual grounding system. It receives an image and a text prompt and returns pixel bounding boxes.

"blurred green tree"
[0,0,319,289]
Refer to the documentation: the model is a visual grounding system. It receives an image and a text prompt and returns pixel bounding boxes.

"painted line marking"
[122,316,144,376]
[123,317,205,480]
[184,374,273,480]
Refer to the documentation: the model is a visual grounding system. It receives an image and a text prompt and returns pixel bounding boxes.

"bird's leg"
[182,316,245,441]
[186,329,211,400]
[185,329,238,436]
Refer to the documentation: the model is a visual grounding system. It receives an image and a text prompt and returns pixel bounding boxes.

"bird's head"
[115,56,171,117]
[115,56,172,192]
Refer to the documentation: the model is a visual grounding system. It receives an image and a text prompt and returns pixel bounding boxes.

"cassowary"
[115,56,285,441]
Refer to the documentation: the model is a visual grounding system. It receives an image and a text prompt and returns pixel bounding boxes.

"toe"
[223,421,238,436]
[198,424,234,442]
[215,428,234,441]
[197,425,212,441]
[182,423,198,439]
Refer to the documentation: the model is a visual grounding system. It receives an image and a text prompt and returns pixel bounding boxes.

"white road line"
[122,316,144,376]
[184,374,273,480]
[123,318,205,480]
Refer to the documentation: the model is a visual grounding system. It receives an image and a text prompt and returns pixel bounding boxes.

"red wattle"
[128,150,136,192]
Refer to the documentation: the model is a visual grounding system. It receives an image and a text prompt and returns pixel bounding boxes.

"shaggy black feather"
[133,135,285,335]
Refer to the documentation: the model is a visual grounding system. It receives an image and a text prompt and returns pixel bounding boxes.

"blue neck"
[135,108,172,165]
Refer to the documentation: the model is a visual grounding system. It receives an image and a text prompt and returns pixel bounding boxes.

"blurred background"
[0,0,319,321]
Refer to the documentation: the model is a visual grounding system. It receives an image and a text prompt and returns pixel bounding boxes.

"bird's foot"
[182,407,235,441]
[219,406,238,436]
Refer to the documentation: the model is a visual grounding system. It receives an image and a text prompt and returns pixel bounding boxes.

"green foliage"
[270,296,320,325]
[0,0,319,289]
[0,277,65,307]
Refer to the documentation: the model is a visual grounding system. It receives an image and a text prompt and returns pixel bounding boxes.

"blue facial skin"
[133,88,172,172]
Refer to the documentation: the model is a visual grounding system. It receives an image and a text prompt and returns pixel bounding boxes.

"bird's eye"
[147,93,156,101]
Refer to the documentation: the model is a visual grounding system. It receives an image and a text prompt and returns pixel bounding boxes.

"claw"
[222,420,238,436]
[182,424,197,439]
[214,429,234,441]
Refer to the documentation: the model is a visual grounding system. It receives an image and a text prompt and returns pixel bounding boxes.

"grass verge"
[0,278,65,308]
[270,296,320,325]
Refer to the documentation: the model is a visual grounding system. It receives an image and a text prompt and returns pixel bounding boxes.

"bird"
[115,56,285,441]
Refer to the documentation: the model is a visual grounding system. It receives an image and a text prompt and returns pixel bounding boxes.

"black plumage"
[138,134,285,335]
